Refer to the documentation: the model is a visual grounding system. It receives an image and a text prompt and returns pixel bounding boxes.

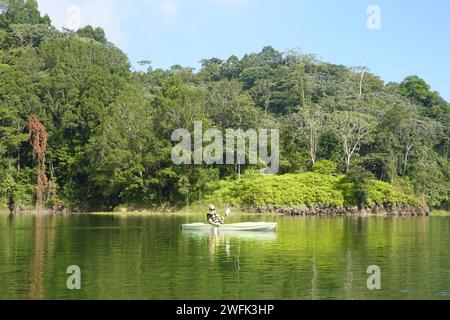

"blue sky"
[36,0,450,101]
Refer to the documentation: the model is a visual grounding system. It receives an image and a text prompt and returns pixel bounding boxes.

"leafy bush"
[207,173,346,207]
[0,167,34,208]
[312,160,337,175]
[205,172,420,209]
[365,180,418,207]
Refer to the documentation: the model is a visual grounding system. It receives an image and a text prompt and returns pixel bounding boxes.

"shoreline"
[246,204,431,217]
[2,206,447,217]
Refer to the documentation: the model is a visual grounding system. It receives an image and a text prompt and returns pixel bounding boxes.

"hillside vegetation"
[0,1,448,212]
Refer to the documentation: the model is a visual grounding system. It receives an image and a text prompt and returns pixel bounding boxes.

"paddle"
[216,208,231,226]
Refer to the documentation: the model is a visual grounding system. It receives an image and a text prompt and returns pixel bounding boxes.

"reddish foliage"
[26,116,49,208]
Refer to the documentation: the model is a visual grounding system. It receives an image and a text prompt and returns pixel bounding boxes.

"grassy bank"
[204,172,427,214]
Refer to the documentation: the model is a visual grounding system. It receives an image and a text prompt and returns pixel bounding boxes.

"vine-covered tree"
[26,115,48,207]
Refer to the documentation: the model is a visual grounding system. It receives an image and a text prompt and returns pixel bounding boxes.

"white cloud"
[141,0,181,26]
[36,0,127,47]
[35,0,247,50]
[207,0,249,9]
[161,0,178,21]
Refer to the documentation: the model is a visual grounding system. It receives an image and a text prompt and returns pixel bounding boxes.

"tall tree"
[399,75,433,106]
[288,105,327,165]
[332,111,373,172]
[396,117,439,173]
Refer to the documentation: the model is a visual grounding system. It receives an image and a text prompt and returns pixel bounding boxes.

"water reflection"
[311,254,318,300]
[26,215,55,299]
[182,230,277,264]
[182,230,277,242]
[0,214,448,300]
[7,213,16,226]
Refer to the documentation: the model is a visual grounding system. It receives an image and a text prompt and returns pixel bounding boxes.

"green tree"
[86,86,156,208]
[396,117,439,173]
[399,75,433,106]
[0,0,50,28]
[343,166,375,208]
[76,25,106,43]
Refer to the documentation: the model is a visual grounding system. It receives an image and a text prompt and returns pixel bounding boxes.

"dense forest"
[0,0,449,212]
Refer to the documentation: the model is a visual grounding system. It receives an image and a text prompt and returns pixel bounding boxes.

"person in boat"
[207,204,227,226]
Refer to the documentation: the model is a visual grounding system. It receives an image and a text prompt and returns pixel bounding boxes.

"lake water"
[0,212,449,300]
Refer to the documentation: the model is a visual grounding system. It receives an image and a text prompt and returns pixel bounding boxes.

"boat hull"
[181,222,277,232]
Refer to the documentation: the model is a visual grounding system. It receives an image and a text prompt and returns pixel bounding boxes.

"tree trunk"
[403,145,413,174]
[359,71,365,98]
[403,152,409,174]
[345,155,351,172]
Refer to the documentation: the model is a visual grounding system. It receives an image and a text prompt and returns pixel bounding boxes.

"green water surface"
[0,213,448,300]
